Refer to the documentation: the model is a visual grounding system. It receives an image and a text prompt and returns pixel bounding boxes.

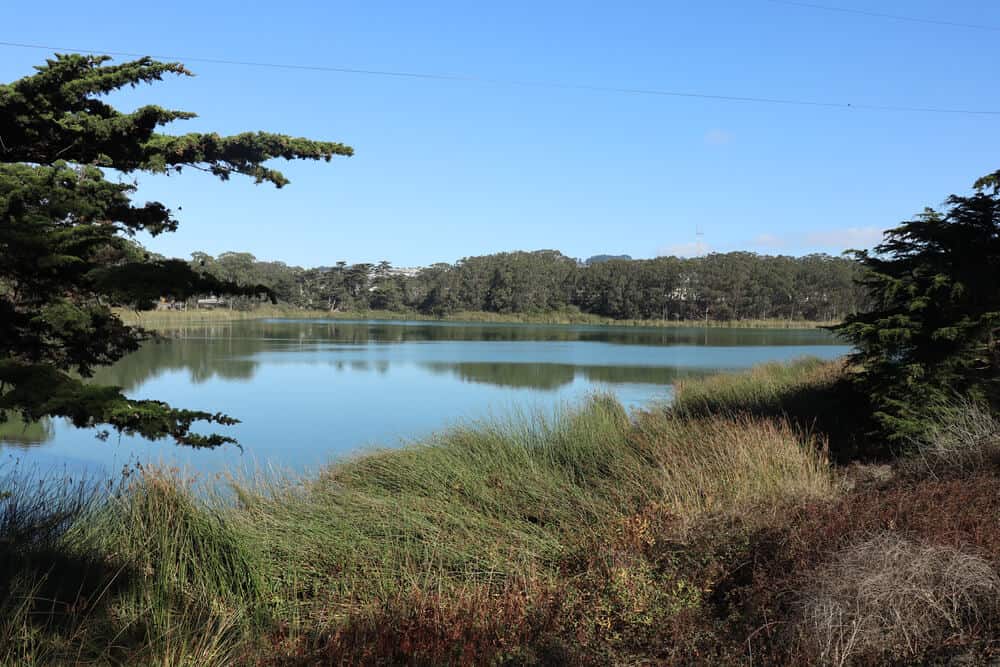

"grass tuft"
[900,397,1000,479]
[671,357,878,461]
[797,533,1000,665]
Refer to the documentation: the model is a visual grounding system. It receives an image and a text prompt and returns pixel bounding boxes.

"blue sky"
[3,1,999,267]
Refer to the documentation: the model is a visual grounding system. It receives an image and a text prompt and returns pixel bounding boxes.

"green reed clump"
[672,357,836,416]
[228,396,641,607]
[228,391,832,633]
[0,360,844,664]
[0,466,100,665]
[67,469,266,624]
[0,464,264,666]
[671,357,879,461]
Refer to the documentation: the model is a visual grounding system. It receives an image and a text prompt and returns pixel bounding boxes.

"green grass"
[672,357,840,415]
[404,310,837,329]
[113,305,330,327]
[116,306,837,331]
[0,466,259,665]
[0,362,839,663]
[671,357,879,462]
[228,396,830,609]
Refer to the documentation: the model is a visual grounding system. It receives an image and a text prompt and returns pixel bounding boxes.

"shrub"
[725,474,1000,664]
[900,398,1000,479]
[796,533,1000,665]
[262,582,572,667]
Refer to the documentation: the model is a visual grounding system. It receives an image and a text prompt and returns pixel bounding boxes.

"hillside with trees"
[183,249,866,322]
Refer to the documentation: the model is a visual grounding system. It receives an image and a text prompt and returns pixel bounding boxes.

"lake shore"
[5,358,997,664]
[116,305,838,331]
[13,318,847,474]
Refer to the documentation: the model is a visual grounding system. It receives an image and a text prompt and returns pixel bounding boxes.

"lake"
[0,319,850,477]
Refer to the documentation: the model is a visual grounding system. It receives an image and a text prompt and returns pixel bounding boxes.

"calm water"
[0,319,850,477]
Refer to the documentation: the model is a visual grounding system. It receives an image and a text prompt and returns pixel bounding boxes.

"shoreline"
[116,306,838,331]
[5,359,996,665]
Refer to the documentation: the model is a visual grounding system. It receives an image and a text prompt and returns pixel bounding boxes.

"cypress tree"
[835,175,1000,441]
[0,54,353,446]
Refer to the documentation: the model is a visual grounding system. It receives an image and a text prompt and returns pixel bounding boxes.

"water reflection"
[85,320,841,395]
[0,415,54,448]
[90,335,259,389]
[263,319,841,347]
[422,362,714,390]
[1,320,851,472]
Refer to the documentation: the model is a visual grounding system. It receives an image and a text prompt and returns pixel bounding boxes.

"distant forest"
[165,249,867,322]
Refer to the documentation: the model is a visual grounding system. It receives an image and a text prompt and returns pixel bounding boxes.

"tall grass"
[0,465,100,665]
[226,394,831,635]
[0,360,844,663]
[0,464,260,665]
[672,357,840,417]
[116,306,836,331]
[228,397,639,607]
[631,412,832,518]
[420,310,837,329]
[114,305,329,327]
[672,358,879,461]
[900,397,1000,479]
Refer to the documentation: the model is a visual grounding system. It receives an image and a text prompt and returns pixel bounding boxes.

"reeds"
[10,358,997,664]
[115,306,836,331]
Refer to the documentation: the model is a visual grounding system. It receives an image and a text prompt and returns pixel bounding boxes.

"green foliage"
[835,175,1000,441]
[183,247,865,323]
[0,54,351,446]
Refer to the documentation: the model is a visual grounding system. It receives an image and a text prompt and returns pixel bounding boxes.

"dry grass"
[797,533,1000,666]
[632,411,833,521]
[113,305,330,327]
[114,306,836,331]
[900,398,1000,480]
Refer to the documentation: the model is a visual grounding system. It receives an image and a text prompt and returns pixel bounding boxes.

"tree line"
[5,51,998,449]
[184,249,867,322]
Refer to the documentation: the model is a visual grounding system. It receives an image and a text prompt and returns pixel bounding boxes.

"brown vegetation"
[5,359,1000,665]
[797,534,1000,665]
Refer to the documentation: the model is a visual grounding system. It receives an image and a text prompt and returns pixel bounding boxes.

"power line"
[766,0,1000,32]
[1,39,998,115]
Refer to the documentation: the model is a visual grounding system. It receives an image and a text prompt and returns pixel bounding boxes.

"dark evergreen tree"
[835,175,1000,440]
[0,54,352,446]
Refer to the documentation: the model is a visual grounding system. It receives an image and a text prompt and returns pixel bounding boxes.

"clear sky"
[3,1,999,267]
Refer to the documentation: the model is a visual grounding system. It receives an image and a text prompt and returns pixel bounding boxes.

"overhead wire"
[764,0,1000,33]
[0,39,997,115]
